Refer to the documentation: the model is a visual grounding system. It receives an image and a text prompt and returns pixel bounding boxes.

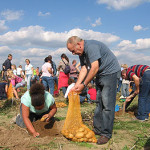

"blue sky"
[0,0,150,69]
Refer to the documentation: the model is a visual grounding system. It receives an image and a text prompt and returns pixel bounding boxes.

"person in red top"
[121,65,150,121]
[87,83,97,102]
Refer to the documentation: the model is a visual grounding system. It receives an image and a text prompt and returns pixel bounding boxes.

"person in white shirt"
[25,59,33,90]
[17,65,24,78]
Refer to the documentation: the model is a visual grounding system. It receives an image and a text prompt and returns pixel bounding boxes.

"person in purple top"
[69,60,78,82]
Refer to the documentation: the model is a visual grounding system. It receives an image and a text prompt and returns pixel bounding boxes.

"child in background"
[65,78,87,103]
[17,65,24,78]
[87,83,97,103]
[120,64,130,99]
[7,69,25,99]
[0,80,8,100]
[11,64,17,75]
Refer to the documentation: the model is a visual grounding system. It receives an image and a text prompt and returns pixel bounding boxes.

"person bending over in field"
[16,83,57,137]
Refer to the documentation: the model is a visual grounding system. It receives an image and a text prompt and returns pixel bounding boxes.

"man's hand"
[74,83,85,92]
[32,131,40,138]
[126,92,137,102]
[126,96,132,102]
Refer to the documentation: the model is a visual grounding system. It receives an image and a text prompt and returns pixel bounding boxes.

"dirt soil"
[32,119,63,137]
[0,113,135,150]
[0,120,65,150]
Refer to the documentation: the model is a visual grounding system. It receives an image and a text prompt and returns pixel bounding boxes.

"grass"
[0,100,17,114]
[0,84,150,150]
[114,120,150,131]
[55,116,66,121]
[71,141,97,149]
[28,141,63,150]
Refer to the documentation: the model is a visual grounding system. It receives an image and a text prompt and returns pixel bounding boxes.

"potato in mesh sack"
[61,91,97,143]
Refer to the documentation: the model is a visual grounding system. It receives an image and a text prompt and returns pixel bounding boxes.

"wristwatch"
[82,82,87,88]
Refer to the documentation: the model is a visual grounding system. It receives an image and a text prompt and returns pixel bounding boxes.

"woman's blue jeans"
[15,80,26,89]
[117,80,122,92]
[62,87,67,95]
[136,70,150,120]
[42,76,54,96]
[93,72,118,139]
[121,83,129,97]
[26,74,32,90]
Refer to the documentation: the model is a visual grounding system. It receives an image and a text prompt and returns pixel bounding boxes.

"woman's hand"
[32,131,40,137]
[42,114,50,122]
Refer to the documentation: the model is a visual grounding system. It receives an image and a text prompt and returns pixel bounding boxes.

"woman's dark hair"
[30,83,45,107]
[44,57,51,63]
[61,53,69,63]
[25,59,30,63]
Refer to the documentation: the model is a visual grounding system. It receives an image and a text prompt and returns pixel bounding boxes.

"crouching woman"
[16,83,57,137]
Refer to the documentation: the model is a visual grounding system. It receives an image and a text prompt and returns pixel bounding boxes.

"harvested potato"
[68,133,74,139]
[40,116,47,122]
[92,139,97,143]
[88,138,93,142]
[79,138,84,142]
[83,129,88,135]
[55,102,67,108]
[75,132,84,139]
[78,127,85,132]
[83,138,88,142]
[72,137,77,141]
[86,131,94,139]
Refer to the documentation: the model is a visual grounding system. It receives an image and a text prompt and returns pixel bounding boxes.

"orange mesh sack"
[61,91,97,143]
[7,83,14,100]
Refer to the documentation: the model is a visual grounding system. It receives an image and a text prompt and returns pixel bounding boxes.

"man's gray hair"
[67,36,83,45]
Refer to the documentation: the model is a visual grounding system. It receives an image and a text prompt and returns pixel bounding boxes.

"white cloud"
[0,46,11,54]
[0,26,120,48]
[9,47,78,69]
[1,26,149,68]
[91,17,102,27]
[133,25,148,31]
[0,27,120,68]
[114,50,150,66]
[96,0,150,10]
[38,11,51,17]
[133,25,143,31]
[0,9,24,21]
[117,38,150,51]
[0,20,8,33]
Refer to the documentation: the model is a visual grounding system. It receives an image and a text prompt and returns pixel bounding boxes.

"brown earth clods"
[32,119,63,137]
[0,120,66,150]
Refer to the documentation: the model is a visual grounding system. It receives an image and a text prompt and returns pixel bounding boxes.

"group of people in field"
[0,36,150,145]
